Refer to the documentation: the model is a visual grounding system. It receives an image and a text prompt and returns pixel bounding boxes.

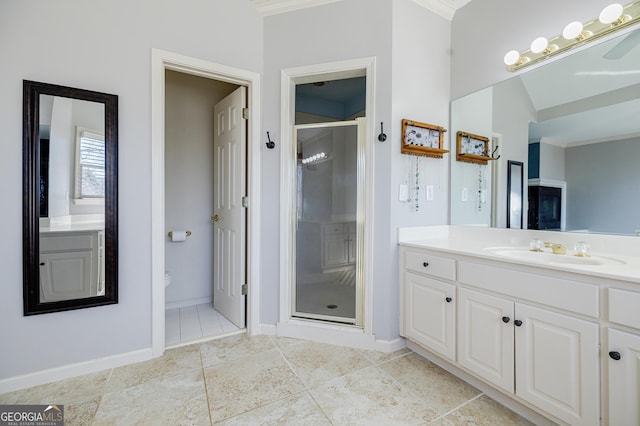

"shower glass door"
[293,119,365,325]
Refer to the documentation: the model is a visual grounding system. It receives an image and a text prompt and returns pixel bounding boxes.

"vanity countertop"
[399,225,640,284]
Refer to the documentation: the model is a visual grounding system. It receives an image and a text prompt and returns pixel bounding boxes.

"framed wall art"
[401,119,449,158]
[456,131,491,165]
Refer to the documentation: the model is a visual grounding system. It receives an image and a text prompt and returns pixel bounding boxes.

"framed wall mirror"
[23,80,118,315]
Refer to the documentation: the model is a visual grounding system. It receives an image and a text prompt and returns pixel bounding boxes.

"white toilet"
[164,271,172,288]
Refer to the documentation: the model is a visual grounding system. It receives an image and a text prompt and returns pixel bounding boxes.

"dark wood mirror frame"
[23,80,118,315]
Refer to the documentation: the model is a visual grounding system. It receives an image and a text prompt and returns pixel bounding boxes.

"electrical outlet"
[426,185,434,201]
[461,187,468,202]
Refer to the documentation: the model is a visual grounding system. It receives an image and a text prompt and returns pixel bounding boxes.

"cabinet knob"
[502,316,510,323]
[609,351,622,361]
[422,261,429,267]
[39,262,45,266]
[514,320,523,327]
[445,297,452,303]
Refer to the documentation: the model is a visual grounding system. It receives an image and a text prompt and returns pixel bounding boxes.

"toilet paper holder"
[167,231,192,238]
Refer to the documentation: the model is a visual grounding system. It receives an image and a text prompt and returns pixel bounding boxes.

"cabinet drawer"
[323,224,345,235]
[458,261,599,318]
[609,288,640,329]
[404,250,456,281]
[40,232,97,252]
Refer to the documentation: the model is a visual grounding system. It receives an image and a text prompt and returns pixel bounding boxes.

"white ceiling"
[252,0,473,19]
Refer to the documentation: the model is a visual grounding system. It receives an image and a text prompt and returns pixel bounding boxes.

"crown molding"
[252,0,472,19]
[252,0,344,16]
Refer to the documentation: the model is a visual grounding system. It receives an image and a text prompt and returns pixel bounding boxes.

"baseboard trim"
[165,296,211,310]
[0,348,154,394]
[258,323,277,336]
[276,319,376,350]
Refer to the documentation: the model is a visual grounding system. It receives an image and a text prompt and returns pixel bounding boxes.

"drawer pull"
[445,297,452,303]
[514,320,523,327]
[609,351,622,361]
[502,316,510,323]
[422,262,429,267]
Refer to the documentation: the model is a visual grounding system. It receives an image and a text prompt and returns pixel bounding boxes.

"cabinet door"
[458,288,514,393]
[515,303,599,426]
[39,250,96,302]
[322,233,349,268]
[404,272,455,360]
[608,328,640,426]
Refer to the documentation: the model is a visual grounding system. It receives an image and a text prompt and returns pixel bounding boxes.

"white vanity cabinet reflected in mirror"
[37,95,106,302]
[23,80,117,315]
[450,28,640,236]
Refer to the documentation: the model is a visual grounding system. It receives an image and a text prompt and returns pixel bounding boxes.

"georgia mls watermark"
[0,405,64,426]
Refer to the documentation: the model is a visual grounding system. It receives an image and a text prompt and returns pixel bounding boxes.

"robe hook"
[266,131,275,149]
[378,122,387,142]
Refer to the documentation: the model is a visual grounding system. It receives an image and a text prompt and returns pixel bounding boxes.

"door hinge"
[242,196,249,208]
[242,283,248,295]
[242,108,249,120]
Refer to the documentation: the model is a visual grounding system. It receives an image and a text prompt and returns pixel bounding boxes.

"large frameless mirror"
[23,80,118,315]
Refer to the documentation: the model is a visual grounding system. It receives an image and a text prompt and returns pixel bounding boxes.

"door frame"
[278,57,376,339]
[151,49,261,356]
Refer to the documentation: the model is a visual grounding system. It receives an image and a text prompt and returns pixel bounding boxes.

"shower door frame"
[291,119,366,325]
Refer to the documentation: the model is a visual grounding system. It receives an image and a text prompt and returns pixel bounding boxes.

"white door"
[515,303,599,426]
[213,86,246,328]
[458,287,514,393]
[608,328,640,426]
[404,272,456,360]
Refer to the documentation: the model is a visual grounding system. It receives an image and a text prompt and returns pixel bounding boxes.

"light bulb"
[530,37,549,54]
[599,3,623,24]
[563,21,584,39]
[503,50,520,66]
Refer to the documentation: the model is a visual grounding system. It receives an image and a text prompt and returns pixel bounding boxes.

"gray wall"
[565,137,640,235]
[0,0,262,381]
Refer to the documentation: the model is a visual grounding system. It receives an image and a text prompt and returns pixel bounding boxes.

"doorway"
[151,49,261,357]
[277,58,376,343]
[163,72,246,346]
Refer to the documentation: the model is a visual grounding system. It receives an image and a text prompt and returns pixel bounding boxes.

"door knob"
[211,214,220,222]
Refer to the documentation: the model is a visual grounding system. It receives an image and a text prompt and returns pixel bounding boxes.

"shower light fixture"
[504,0,640,71]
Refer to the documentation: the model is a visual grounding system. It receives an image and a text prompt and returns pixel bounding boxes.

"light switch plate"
[399,184,409,202]
[426,185,434,201]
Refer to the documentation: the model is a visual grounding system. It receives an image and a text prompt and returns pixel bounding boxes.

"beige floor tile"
[64,396,101,426]
[280,341,373,388]
[94,370,209,425]
[105,343,202,391]
[445,395,536,426]
[270,335,306,349]
[380,353,481,415]
[0,389,24,404]
[204,349,305,423]
[199,333,276,367]
[219,391,330,426]
[16,370,110,406]
[310,366,440,425]
[362,346,412,365]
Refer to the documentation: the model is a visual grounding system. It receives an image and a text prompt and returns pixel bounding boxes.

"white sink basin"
[484,247,626,267]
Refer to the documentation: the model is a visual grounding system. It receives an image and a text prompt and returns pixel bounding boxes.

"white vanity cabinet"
[39,230,103,302]
[400,245,601,426]
[458,287,599,425]
[401,249,456,361]
[607,288,640,426]
[321,222,356,271]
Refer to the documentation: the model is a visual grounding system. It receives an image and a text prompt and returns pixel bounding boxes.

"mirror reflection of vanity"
[23,80,118,315]
[450,28,640,236]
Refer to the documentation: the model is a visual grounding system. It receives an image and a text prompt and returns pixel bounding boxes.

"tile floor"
[165,303,241,346]
[0,333,537,425]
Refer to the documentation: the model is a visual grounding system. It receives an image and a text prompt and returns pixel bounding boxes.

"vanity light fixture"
[504,0,640,71]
